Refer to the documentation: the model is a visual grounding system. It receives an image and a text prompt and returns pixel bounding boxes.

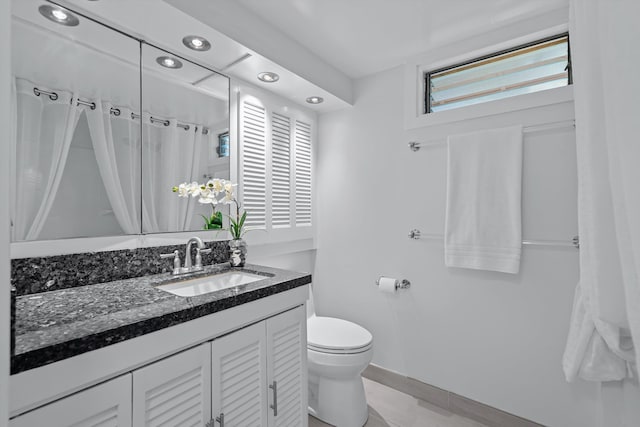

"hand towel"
[445,125,523,274]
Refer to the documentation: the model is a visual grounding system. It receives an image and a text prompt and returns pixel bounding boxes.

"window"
[426,34,571,113]
[239,94,314,242]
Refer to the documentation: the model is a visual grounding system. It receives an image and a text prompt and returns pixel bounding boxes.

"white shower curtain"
[563,0,640,382]
[142,116,207,232]
[85,102,141,234]
[11,78,82,241]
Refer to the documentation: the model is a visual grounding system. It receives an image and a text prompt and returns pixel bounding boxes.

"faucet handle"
[160,250,181,274]
[195,248,212,269]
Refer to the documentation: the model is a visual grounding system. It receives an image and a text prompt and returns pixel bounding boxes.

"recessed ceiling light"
[257,72,279,83]
[156,56,183,69]
[306,96,324,104]
[183,35,211,51]
[38,4,80,26]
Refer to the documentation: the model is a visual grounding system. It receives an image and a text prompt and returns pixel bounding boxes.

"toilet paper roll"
[378,277,398,294]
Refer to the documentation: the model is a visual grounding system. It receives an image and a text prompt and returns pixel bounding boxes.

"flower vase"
[229,238,247,267]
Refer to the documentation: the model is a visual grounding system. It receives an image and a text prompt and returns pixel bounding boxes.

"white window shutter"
[271,112,291,228]
[294,120,312,227]
[240,101,267,229]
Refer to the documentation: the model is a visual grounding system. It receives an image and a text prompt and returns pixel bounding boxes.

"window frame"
[424,33,572,114]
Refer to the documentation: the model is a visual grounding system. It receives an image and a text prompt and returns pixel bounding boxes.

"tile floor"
[309,378,489,427]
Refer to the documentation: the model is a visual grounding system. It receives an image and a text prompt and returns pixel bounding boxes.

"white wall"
[314,65,600,427]
[1,0,11,424]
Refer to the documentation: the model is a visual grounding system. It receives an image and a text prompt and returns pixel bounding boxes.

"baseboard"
[362,364,544,427]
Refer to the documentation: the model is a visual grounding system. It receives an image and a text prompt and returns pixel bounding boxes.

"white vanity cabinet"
[10,374,132,427]
[211,320,268,425]
[10,285,310,427]
[211,306,307,427]
[265,306,307,427]
[133,343,211,426]
[131,306,307,427]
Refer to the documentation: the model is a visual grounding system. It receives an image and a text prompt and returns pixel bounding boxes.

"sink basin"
[155,271,266,297]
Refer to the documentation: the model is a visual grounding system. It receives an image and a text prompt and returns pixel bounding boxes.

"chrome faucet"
[185,236,207,270]
[160,237,211,275]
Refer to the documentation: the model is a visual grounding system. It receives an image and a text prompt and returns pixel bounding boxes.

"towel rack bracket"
[408,141,420,152]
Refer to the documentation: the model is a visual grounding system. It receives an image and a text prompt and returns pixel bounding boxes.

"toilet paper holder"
[376,277,411,290]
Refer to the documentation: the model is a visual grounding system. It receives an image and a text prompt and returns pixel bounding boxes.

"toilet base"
[308,372,368,427]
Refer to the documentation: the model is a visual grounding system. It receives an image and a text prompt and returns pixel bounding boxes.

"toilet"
[307,289,374,427]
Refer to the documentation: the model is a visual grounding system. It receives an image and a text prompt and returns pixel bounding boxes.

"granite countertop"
[11,263,311,374]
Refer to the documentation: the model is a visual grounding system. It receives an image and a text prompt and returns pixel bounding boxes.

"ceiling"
[43,0,569,112]
[235,0,570,78]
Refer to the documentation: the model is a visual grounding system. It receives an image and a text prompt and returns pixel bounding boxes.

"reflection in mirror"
[10,0,141,241]
[141,44,230,233]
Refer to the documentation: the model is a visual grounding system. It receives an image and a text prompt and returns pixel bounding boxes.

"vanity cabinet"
[10,374,132,427]
[130,306,307,427]
[211,320,267,425]
[265,306,307,427]
[10,283,310,426]
[211,306,307,427]
[133,343,211,426]
[12,307,306,427]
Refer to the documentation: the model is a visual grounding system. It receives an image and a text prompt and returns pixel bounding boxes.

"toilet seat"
[307,316,373,354]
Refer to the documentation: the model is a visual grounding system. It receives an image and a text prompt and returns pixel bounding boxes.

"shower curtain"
[11,78,82,241]
[142,116,208,233]
[85,102,141,234]
[563,0,640,382]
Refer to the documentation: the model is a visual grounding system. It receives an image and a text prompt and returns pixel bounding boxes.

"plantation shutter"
[271,112,291,228]
[240,101,267,229]
[239,92,313,240]
[294,120,312,227]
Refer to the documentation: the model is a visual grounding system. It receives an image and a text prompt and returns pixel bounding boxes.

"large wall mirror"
[141,44,230,233]
[10,1,230,242]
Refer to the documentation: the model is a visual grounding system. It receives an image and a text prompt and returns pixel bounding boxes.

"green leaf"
[238,210,247,230]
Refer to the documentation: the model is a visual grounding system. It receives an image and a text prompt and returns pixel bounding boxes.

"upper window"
[426,34,571,113]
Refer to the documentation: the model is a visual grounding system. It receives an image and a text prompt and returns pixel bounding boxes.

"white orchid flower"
[211,178,224,193]
[178,183,191,197]
[223,181,237,193]
[222,190,234,204]
[199,194,218,205]
[188,181,201,197]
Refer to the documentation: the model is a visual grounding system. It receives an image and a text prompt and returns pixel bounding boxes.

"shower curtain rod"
[407,230,580,249]
[121,111,209,134]
[31,86,209,135]
[407,120,575,152]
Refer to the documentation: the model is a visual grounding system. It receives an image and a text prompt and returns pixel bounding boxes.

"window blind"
[428,34,571,113]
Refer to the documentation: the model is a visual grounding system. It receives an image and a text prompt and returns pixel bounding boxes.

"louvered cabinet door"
[211,321,268,427]
[266,306,308,427]
[11,374,132,427]
[132,343,211,427]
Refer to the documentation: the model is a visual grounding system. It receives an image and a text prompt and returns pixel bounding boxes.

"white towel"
[445,125,523,274]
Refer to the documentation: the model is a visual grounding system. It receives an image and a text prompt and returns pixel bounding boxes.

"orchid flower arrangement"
[172,179,248,238]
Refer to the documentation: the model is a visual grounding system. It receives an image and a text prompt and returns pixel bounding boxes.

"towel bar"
[408,120,575,151]
[408,230,580,249]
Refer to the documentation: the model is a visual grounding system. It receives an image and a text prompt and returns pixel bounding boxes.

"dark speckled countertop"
[11,263,311,374]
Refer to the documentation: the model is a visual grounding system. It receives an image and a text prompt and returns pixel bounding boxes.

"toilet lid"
[307,316,373,353]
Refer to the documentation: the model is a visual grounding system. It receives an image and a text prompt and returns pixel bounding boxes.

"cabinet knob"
[269,380,278,416]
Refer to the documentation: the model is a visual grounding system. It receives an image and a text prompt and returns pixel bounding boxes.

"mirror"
[11,0,141,242]
[9,1,230,242]
[141,44,230,233]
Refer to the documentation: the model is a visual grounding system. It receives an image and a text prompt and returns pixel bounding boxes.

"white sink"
[156,271,266,297]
